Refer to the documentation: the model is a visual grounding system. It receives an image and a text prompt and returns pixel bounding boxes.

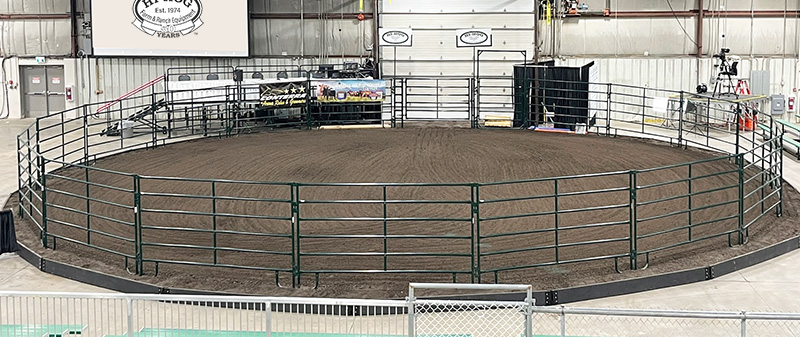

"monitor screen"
[91,0,249,57]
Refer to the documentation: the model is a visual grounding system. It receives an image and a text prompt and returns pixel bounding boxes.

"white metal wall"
[559,57,798,96]
[0,56,363,119]
[379,0,535,78]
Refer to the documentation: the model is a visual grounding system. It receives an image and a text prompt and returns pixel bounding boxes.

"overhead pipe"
[373,0,380,72]
[696,0,704,57]
[0,14,71,19]
[580,10,799,18]
[250,13,374,20]
[70,0,78,57]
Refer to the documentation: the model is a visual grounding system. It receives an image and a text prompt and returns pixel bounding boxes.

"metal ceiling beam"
[0,14,71,19]
[250,13,374,20]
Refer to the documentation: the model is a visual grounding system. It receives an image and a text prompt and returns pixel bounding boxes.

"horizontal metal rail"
[13,75,786,288]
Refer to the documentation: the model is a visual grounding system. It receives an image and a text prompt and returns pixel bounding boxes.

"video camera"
[713,48,731,62]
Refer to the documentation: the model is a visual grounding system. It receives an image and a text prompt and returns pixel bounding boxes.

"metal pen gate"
[389,77,475,126]
[476,50,527,125]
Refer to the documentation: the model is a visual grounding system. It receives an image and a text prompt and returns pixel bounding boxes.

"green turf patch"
[0,324,84,337]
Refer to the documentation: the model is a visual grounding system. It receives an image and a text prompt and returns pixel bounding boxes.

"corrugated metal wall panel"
[0,0,69,13]
[0,19,71,56]
[557,57,797,97]
[77,57,364,108]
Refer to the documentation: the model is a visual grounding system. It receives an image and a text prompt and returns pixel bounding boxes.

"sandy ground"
[10,128,799,298]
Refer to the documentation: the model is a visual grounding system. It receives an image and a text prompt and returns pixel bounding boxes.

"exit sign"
[35,57,46,63]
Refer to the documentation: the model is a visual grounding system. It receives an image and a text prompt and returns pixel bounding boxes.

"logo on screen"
[132,0,203,38]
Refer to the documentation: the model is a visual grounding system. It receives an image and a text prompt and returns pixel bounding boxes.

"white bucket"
[575,123,588,134]
[121,121,135,139]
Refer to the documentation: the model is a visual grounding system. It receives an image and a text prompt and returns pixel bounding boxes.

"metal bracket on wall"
[38,258,45,271]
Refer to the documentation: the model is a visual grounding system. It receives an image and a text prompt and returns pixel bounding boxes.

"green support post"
[16,135,22,219]
[554,179,559,263]
[133,175,143,275]
[383,185,388,272]
[778,133,784,217]
[86,167,91,244]
[678,91,684,145]
[305,77,312,130]
[291,183,300,288]
[83,107,89,164]
[471,184,481,283]
[735,104,741,155]
[26,128,33,219]
[606,84,612,136]
[737,154,745,245]
[688,164,693,241]
[629,170,638,270]
[212,181,217,265]
[35,119,42,185]
[41,169,48,248]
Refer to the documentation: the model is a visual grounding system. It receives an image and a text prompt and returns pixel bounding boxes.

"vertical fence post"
[133,175,142,275]
[641,87,646,134]
[265,301,272,337]
[407,287,416,337]
[471,184,480,283]
[525,287,533,337]
[735,103,741,155]
[606,83,612,136]
[383,185,388,271]
[678,91,684,145]
[737,153,745,245]
[629,170,638,270]
[291,183,300,288]
[27,128,33,218]
[560,307,566,337]
[41,165,48,249]
[212,181,217,265]
[740,311,747,337]
[35,119,42,185]
[60,112,65,164]
[86,166,91,244]
[305,76,313,130]
[402,78,407,129]
[778,130,784,217]
[127,297,135,337]
[554,179,559,263]
[16,135,23,219]
[82,106,89,164]
[688,164,693,241]
[151,90,158,147]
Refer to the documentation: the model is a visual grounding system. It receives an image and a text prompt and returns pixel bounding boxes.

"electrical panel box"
[771,94,785,115]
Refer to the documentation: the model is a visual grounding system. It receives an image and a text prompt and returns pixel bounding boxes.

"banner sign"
[315,80,386,103]
[260,81,308,107]
[456,28,493,48]
[379,28,413,47]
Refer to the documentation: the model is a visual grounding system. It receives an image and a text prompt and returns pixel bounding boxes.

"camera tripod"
[712,50,739,98]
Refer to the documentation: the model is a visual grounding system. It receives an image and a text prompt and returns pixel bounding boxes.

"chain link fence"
[414,300,528,337]
[4,285,800,336]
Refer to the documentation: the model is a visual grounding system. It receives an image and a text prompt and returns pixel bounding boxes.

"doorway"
[21,65,65,118]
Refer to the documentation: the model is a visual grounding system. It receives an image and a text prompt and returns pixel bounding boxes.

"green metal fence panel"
[14,78,788,288]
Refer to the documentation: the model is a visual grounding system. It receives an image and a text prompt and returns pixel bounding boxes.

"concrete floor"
[1,117,799,313]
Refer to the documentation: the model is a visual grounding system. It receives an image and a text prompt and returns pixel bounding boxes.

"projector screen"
[91,0,249,57]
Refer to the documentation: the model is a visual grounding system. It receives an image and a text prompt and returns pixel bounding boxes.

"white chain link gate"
[408,283,534,337]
